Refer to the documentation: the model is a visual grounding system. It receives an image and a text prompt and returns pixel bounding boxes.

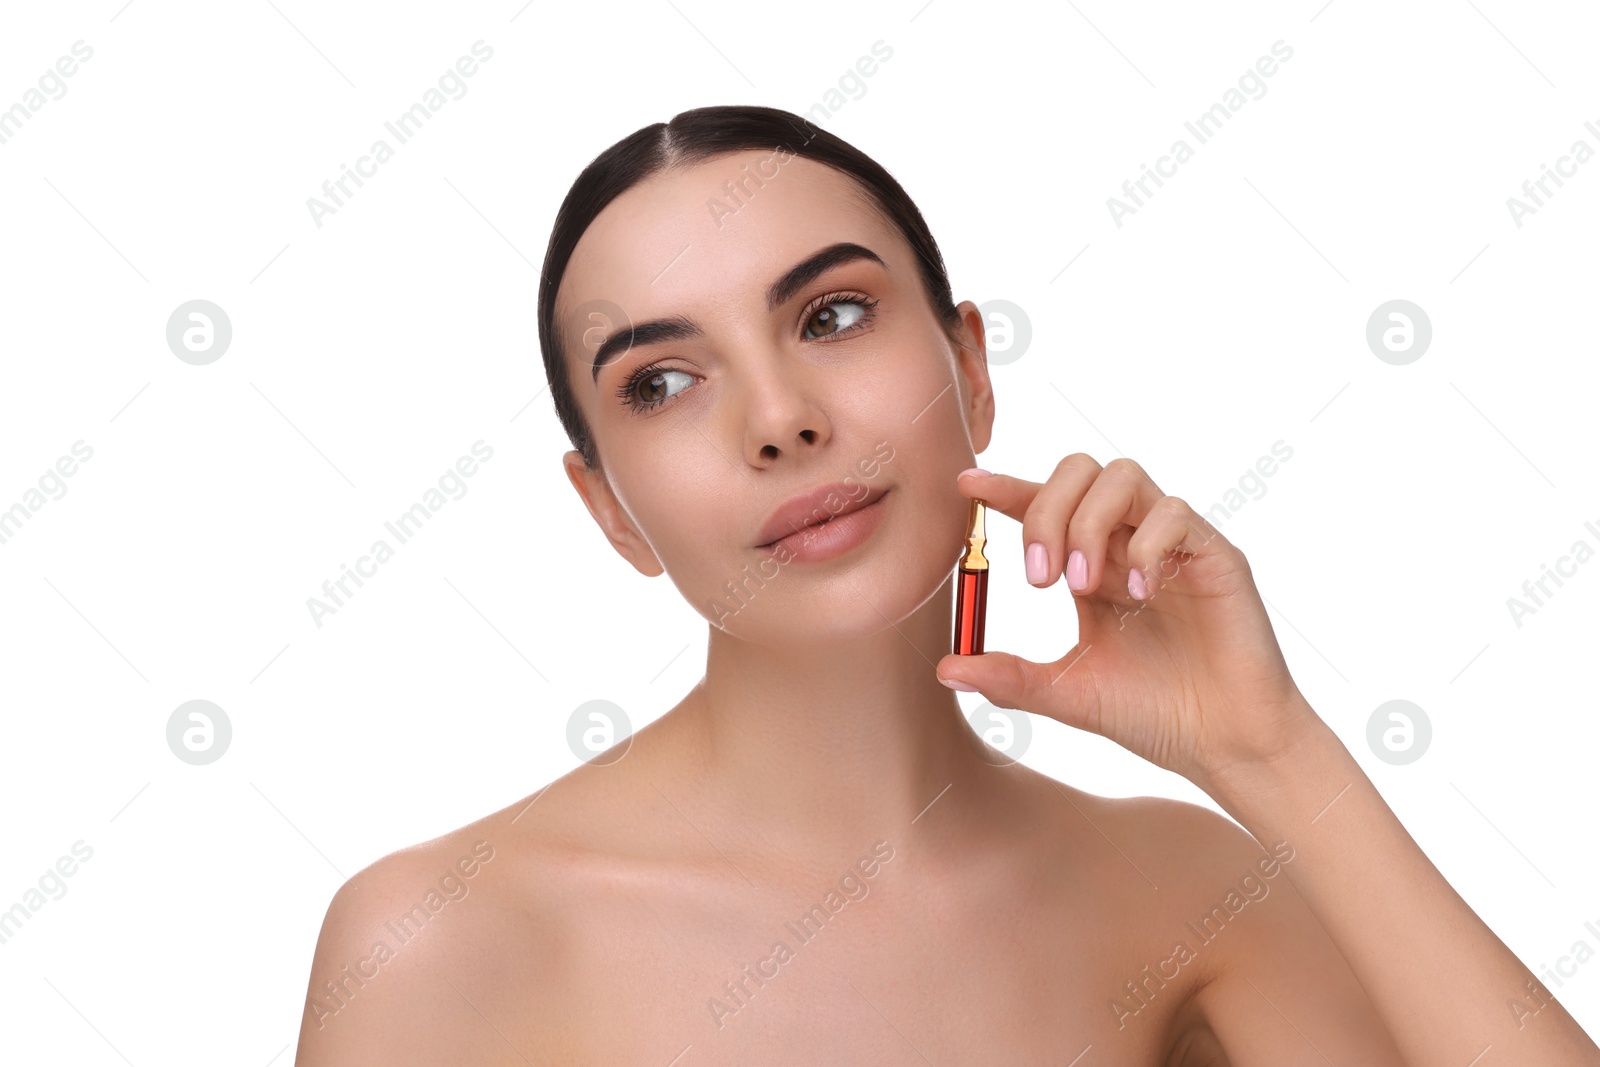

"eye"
[616,364,695,414]
[614,291,880,417]
[801,292,879,340]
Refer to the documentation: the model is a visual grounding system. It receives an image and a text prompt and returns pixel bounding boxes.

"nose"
[737,348,832,466]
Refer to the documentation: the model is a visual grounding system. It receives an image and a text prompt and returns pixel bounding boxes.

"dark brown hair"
[538,104,963,472]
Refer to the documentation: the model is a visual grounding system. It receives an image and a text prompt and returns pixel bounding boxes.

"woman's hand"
[935,456,1325,795]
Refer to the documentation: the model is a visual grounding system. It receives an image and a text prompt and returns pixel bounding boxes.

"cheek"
[845,351,956,438]
[620,473,748,576]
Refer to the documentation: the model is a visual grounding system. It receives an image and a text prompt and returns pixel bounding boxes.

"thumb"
[936,648,1099,734]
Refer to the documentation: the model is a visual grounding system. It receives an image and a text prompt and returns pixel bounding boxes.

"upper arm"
[292,851,523,1067]
[1175,806,1407,1066]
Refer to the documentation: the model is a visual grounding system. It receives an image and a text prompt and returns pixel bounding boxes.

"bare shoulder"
[289,732,676,1067]
[1027,778,1405,1064]
[1017,771,1280,900]
[292,803,576,1067]
[1004,775,1305,1051]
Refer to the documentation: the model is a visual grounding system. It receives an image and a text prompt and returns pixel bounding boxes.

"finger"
[1101,524,1137,589]
[935,648,1100,738]
[1123,495,1244,600]
[955,467,1044,526]
[1014,454,1108,589]
[1061,457,1165,596]
[960,456,1103,588]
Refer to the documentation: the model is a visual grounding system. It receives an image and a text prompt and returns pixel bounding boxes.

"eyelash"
[614,290,881,415]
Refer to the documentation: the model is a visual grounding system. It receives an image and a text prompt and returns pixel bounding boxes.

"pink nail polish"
[1026,541,1047,585]
[1128,567,1148,599]
[1066,549,1087,591]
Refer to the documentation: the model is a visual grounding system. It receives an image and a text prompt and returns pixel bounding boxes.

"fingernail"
[1026,541,1047,585]
[1066,549,1087,591]
[940,676,979,692]
[1128,566,1148,599]
[959,467,991,478]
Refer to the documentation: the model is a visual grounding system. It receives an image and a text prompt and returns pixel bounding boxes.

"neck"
[661,573,1001,870]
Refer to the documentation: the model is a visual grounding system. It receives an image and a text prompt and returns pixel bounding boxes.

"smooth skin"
[293,149,1598,1064]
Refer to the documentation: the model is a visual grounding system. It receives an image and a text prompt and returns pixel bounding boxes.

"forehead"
[556,151,901,363]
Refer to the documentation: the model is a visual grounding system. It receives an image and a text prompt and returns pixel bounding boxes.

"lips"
[755,483,890,548]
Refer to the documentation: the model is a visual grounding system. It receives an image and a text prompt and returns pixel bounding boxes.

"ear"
[951,300,996,456]
[563,451,665,578]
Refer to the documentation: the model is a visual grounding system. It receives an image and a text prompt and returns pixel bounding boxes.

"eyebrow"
[586,241,887,384]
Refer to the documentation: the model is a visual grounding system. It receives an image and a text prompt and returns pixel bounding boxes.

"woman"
[294,105,1599,1065]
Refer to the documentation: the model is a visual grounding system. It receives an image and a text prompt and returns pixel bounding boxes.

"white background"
[1,0,1597,1060]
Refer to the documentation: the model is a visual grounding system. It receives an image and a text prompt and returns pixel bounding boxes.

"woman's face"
[556,149,994,645]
